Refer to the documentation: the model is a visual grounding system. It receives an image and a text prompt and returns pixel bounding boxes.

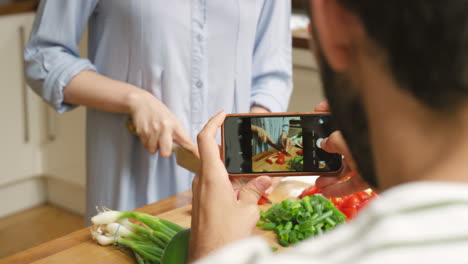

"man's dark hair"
[307,0,468,111]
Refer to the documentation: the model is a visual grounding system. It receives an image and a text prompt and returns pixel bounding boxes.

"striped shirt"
[196,182,468,264]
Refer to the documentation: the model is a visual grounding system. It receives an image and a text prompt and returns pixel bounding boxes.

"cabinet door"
[43,108,87,187]
[0,13,41,186]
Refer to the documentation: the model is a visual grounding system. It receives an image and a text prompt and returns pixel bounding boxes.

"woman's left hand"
[280,131,293,152]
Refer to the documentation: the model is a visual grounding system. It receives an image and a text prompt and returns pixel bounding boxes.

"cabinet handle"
[19,25,29,144]
[46,107,57,142]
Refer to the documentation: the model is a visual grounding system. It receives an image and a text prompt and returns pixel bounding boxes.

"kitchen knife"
[266,138,292,157]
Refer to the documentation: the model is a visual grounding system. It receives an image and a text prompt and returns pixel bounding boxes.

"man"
[189,0,468,263]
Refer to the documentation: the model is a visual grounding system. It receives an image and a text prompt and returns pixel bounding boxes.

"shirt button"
[196,80,203,88]
[196,34,203,42]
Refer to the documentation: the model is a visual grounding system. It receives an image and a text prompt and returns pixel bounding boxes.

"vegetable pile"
[266,152,289,165]
[90,209,185,264]
[287,155,304,171]
[257,194,346,247]
[298,185,377,220]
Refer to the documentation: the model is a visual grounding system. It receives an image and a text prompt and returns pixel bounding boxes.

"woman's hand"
[251,125,273,143]
[128,91,198,158]
[280,131,293,152]
[314,101,370,197]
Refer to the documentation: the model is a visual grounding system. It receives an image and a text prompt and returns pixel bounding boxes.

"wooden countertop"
[4,181,311,264]
[3,191,193,264]
[0,0,38,16]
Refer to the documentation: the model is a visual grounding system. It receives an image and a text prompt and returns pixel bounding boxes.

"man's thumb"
[239,176,272,205]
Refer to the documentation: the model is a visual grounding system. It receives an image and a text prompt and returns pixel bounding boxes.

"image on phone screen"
[223,114,342,174]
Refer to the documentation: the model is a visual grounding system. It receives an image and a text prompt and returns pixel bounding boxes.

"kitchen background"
[0,0,324,258]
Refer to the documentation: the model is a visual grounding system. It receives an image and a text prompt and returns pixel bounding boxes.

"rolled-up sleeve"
[250,0,292,113]
[24,0,98,113]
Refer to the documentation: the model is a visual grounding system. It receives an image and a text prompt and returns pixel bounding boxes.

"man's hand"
[189,111,273,263]
[314,101,370,197]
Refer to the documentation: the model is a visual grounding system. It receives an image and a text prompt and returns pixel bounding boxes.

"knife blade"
[266,138,292,157]
[173,144,200,174]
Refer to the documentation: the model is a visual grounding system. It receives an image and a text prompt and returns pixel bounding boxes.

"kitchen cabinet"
[42,107,87,215]
[0,12,87,217]
[0,13,41,186]
[0,12,46,217]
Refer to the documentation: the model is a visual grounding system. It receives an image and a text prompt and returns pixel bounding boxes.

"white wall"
[288,48,324,112]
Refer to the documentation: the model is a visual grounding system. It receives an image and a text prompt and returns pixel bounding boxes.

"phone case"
[221,112,343,177]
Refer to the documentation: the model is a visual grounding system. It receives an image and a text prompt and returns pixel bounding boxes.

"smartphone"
[221,112,342,177]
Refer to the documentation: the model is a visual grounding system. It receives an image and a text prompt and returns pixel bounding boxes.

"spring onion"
[90,208,185,264]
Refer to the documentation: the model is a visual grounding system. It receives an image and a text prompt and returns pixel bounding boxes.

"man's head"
[308,0,468,188]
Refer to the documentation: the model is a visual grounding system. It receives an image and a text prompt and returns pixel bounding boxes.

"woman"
[25,0,292,223]
[251,117,294,155]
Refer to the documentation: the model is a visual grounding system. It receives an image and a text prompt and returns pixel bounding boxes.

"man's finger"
[320,175,369,197]
[321,131,352,157]
[197,111,226,164]
[230,178,243,197]
[314,101,330,112]
[266,177,282,194]
[315,165,351,190]
[239,176,272,205]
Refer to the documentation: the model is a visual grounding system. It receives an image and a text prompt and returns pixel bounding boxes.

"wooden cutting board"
[252,146,302,173]
[151,180,311,252]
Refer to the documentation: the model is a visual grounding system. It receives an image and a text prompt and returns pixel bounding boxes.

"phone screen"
[223,114,342,174]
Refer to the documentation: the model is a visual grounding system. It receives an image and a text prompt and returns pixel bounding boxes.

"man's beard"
[316,47,379,188]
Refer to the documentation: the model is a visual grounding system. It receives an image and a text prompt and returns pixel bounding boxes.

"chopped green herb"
[258,194,346,247]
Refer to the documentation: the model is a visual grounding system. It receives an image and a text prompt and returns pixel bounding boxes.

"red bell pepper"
[258,193,270,205]
[298,185,322,199]
[266,156,273,164]
[276,157,285,165]
[298,184,378,221]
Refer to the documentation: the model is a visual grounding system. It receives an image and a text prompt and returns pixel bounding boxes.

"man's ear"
[311,0,360,72]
